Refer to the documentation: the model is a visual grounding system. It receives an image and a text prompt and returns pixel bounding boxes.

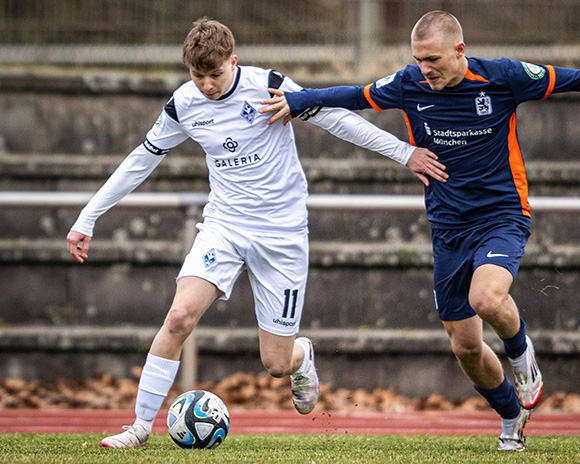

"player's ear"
[230,55,238,67]
[455,42,465,58]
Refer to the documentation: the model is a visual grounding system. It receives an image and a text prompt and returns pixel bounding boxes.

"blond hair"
[411,10,463,45]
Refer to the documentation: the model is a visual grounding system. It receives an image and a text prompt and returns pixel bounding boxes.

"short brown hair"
[182,17,235,71]
[411,10,463,45]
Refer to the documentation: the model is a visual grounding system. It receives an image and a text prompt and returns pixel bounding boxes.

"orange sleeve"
[541,65,556,100]
[363,84,383,111]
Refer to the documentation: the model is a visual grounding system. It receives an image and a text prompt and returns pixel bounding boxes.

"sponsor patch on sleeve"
[521,62,546,80]
[150,112,165,137]
[375,73,396,88]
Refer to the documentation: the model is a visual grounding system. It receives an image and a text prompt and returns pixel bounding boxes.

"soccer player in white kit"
[66,17,447,448]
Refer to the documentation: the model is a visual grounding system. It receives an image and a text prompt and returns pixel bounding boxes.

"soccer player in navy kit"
[261,10,561,451]
[66,17,446,448]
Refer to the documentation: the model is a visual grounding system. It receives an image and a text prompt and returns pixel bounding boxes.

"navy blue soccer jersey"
[286,57,580,227]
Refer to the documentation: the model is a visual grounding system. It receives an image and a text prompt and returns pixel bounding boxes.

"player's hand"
[260,89,293,126]
[66,230,91,263]
[406,148,448,186]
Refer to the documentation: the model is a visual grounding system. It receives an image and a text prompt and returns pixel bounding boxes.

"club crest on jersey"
[203,248,217,269]
[475,92,492,116]
[241,101,257,124]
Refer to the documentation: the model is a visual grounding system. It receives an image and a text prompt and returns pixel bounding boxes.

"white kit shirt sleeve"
[280,77,415,166]
[71,103,188,237]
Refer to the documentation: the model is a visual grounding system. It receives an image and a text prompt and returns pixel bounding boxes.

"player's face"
[189,55,238,100]
[411,35,466,91]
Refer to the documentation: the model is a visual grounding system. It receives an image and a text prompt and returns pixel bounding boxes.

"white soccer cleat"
[498,407,530,451]
[100,424,149,448]
[291,337,319,415]
[509,335,543,409]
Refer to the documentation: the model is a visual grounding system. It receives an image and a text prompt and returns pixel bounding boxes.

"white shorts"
[177,221,309,336]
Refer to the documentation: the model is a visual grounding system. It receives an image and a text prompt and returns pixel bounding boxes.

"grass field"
[0,433,578,464]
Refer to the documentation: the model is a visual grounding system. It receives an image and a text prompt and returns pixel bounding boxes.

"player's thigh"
[168,276,222,325]
[247,233,309,337]
[469,218,529,309]
[152,276,222,357]
[469,263,513,310]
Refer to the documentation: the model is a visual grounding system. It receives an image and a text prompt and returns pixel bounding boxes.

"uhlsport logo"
[272,318,296,327]
[192,119,214,128]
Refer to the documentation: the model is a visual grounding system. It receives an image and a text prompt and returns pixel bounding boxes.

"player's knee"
[450,339,483,365]
[163,305,197,341]
[469,288,505,319]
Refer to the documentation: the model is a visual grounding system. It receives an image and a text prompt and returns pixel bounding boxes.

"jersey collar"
[218,66,241,101]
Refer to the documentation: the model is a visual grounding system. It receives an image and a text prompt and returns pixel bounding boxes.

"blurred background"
[1,0,580,409]
[5,0,580,46]
[3,0,580,80]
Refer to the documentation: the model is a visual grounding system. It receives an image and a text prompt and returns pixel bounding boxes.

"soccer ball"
[167,390,230,449]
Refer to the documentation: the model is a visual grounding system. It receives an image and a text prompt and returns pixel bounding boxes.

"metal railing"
[2,190,580,388]
[2,190,580,211]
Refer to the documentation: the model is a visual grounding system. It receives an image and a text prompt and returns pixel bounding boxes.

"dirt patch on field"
[1,370,579,413]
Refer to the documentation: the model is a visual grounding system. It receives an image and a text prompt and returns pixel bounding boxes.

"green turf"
[0,433,578,464]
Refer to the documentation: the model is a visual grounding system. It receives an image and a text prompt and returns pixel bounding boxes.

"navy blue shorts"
[431,216,531,321]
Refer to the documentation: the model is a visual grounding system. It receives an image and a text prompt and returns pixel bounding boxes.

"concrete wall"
[2,71,580,397]
[2,71,580,161]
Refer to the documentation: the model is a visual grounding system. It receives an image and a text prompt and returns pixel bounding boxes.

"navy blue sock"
[501,318,527,359]
[474,376,521,419]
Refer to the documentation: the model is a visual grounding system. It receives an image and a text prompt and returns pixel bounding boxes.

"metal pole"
[356,0,381,78]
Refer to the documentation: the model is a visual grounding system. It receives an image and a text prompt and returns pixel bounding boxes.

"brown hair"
[182,17,235,71]
[411,10,463,45]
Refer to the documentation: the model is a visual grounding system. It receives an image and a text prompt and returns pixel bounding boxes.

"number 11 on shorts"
[282,289,298,318]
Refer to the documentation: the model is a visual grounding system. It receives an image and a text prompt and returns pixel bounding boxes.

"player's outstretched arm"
[66,230,91,263]
[262,88,447,186]
[260,89,293,126]
[407,148,448,186]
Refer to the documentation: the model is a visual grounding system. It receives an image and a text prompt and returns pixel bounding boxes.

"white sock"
[293,339,309,376]
[134,353,180,432]
[500,414,520,439]
[509,348,529,377]
[134,391,165,434]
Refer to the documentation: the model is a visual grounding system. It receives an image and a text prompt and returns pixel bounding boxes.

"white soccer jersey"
[147,66,309,234]
[71,65,416,237]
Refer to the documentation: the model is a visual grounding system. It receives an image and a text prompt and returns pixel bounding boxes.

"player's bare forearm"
[406,148,448,186]
[260,88,293,125]
[66,230,91,263]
